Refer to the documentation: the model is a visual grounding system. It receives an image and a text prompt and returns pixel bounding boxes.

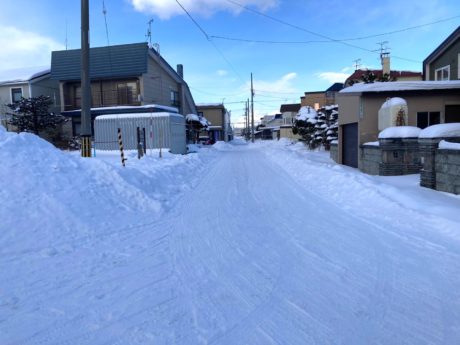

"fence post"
[118,128,126,167]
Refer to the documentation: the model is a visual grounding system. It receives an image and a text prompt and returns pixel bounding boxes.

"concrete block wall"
[435,149,460,194]
[378,137,421,176]
[359,145,380,175]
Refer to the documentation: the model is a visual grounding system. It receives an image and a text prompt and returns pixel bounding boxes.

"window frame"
[10,87,23,103]
[435,65,450,81]
[416,111,441,129]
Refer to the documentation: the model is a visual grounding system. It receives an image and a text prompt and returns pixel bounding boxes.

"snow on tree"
[7,95,67,135]
[293,104,339,150]
[292,106,319,149]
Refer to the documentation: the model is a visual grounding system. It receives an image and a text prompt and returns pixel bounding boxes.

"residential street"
[2,140,460,344]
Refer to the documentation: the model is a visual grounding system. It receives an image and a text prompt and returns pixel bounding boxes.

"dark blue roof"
[326,83,344,92]
[51,42,149,81]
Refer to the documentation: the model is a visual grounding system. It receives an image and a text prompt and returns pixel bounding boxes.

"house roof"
[0,66,50,85]
[340,80,460,94]
[423,26,460,66]
[51,42,149,80]
[280,103,301,113]
[326,83,344,92]
[345,69,422,85]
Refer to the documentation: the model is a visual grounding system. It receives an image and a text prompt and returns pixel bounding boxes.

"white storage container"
[378,97,408,131]
[94,112,186,154]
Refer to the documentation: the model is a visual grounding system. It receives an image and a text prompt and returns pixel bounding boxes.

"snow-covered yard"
[1,128,460,344]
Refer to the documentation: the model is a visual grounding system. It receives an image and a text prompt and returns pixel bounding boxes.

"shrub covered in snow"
[293,105,338,150]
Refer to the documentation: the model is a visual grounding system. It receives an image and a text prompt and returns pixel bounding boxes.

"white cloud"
[316,72,349,84]
[248,72,298,94]
[130,0,278,19]
[0,26,64,71]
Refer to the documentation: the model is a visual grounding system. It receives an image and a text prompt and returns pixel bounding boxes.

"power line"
[225,0,422,63]
[175,0,245,83]
[211,14,460,44]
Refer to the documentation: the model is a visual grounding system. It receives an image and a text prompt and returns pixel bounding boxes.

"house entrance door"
[342,123,358,168]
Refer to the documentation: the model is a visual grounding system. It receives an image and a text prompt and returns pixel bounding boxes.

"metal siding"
[94,113,186,154]
[51,43,148,81]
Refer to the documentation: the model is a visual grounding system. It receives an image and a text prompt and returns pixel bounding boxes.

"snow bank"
[0,130,218,254]
[419,123,460,138]
[439,140,460,150]
[378,126,421,139]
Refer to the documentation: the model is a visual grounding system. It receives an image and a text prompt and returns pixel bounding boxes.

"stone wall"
[436,149,460,194]
[379,137,421,176]
[419,137,460,190]
[359,145,380,175]
[330,142,338,163]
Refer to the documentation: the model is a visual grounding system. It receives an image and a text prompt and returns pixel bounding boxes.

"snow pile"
[380,97,407,109]
[363,141,379,146]
[0,130,217,254]
[439,140,460,150]
[258,139,460,241]
[419,123,460,138]
[296,106,317,121]
[378,126,421,139]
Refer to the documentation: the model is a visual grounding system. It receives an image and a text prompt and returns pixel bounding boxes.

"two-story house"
[51,42,196,135]
[196,103,232,142]
[0,67,61,128]
[423,26,460,81]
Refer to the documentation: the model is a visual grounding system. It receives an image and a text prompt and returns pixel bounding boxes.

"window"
[435,65,450,81]
[170,90,179,107]
[11,88,22,102]
[417,112,440,129]
[458,54,460,79]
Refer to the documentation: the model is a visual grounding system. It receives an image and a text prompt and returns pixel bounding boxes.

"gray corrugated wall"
[51,43,148,81]
[94,114,186,154]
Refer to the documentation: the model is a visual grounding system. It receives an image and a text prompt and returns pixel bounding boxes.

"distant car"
[198,137,214,145]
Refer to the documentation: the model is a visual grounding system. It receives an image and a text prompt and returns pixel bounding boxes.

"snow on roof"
[196,103,224,107]
[378,126,422,139]
[0,66,50,84]
[296,106,317,121]
[439,140,460,150]
[380,97,407,109]
[186,114,211,127]
[90,104,179,113]
[340,81,460,94]
[419,123,460,138]
[95,112,181,120]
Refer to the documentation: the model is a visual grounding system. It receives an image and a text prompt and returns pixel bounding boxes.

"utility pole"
[80,0,92,157]
[246,99,249,140]
[251,73,255,143]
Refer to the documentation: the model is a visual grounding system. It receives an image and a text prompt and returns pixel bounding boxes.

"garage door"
[342,123,358,168]
[445,105,460,123]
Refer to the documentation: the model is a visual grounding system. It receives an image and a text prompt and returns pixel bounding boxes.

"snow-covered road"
[166,146,460,344]
[2,136,460,344]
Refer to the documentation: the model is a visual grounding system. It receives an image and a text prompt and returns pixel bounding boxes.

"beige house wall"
[301,93,327,109]
[142,58,179,109]
[280,126,301,141]
[338,91,460,164]
[0,83,31,106]
[199,108,223,127]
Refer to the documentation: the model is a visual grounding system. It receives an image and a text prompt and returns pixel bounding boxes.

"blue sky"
[1,0,459,126]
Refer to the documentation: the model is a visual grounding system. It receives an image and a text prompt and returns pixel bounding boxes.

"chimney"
[382,53,390,76]
[177,64,184,79]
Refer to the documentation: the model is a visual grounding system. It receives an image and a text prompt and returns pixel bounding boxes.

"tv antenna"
[146,19,153,46]
[353,58,362,71]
